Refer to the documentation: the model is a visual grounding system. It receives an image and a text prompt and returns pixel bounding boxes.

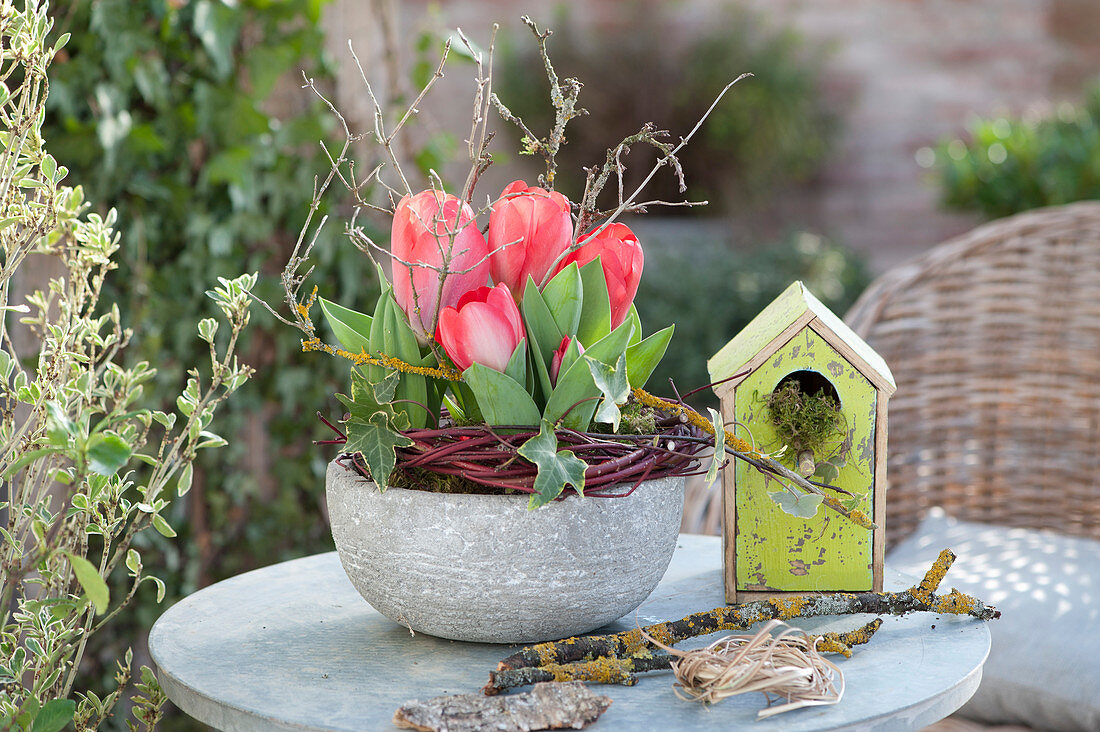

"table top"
[149,534,990,731]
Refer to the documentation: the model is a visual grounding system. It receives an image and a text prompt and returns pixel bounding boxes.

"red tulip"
[550,335,584,386]
[488,180,573,296]
[391,190,490,341]
[559,222,644,329]
[436,284,526,373]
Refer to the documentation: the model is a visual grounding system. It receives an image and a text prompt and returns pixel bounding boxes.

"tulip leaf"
[505,339,527,388]
[625,324,674,389]
[543,318,634,430]
[319,298,373,355]
[517,420,588,509]
[463,363,542,427]
[586,354,629,431]
[626,304,643,346]
[344,411,414,491]
[768,489,825,519]
[521,277,564,359]
[520,278,562,402]
[541,262,583,337]
[369,292,429,428]
[576,257,611,345]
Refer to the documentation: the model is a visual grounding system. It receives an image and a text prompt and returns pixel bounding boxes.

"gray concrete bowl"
[325,459,685,644]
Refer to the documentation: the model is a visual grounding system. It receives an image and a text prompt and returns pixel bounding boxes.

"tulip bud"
[488,180,573,296]
[391,190,490,342]
[436,283,526,373]
[559,222,644,330]
[549,335,584,386]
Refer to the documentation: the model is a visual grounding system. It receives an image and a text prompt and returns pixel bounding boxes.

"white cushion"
[887,508,1100,732]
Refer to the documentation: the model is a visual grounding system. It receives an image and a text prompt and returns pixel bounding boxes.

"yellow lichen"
[769,596,809,619]
[911,549,955,603]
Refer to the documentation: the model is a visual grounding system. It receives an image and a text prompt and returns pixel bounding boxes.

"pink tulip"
[488,180,573,296]
[559,222,644,329]
[436,284,526,373]
[391,189,490,341]
[550,335,584,386]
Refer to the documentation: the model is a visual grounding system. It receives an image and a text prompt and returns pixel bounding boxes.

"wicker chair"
[844,201,1100,547]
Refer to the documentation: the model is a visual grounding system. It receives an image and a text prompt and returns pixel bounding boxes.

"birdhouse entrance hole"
[774,370,840,407]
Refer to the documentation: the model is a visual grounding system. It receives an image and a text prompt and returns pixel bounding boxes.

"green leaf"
[86,433,132,476]
[543,319,634,430]
[541,263,583,337]
[463,363,541,427]
[152,515,177,538]
[768,490,825,519]
[504,339,527,387]
[372,368,401,404]
[344,412,414,491]
[62,551,109,615]
[626,304,643,346]
[813,461,840,483]
[31,699,75,732]
[177,463,194,497]
[703,407,725,489]
[625,325,674,389]
[125,549,142,575]
[585,354,629,431]
[576,257,611,345]
[517,420,588,509]
[320,298,373,355]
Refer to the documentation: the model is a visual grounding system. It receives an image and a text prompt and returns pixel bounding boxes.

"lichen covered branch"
[484,619,883,695]
[632,388,875,529]
[490,550,997,687]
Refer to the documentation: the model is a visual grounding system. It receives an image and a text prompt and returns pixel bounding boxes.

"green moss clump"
[388,467,520,495]
[764,381,844,457]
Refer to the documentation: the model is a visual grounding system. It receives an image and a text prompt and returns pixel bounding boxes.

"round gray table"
[149,535,990,731]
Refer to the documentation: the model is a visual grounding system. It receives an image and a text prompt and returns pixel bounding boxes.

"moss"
[589,402,658,435]
[764,380,845,458]
[388,467,521,496]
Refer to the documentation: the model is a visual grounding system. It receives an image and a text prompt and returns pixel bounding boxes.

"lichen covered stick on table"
[486,548,998,694]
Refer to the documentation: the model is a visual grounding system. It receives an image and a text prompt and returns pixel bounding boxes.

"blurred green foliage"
[932,84,1100,218]
[496,2,838,214]
[634,231,870,407]
[43,0,373,713]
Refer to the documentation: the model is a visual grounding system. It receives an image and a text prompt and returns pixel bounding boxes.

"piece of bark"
[394,681,612,732]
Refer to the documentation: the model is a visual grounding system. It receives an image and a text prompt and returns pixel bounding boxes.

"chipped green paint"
[733,325,876,592]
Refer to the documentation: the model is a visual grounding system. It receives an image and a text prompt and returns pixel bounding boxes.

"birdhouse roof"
[707,281,896,395]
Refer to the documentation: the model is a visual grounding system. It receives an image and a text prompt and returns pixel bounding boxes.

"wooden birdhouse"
[707,281,895,604]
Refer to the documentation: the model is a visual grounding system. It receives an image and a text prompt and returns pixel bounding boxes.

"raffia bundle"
[659,620,845,719]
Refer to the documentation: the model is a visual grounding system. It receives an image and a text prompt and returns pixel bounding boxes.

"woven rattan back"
[845,202,1100,547]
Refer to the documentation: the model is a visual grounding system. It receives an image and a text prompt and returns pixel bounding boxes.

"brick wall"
[323,0,1098,273]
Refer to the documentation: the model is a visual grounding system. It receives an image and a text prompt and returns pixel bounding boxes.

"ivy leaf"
[372,368,401,404]
[585,354,629,431]
[518,420,588,510]
[813,461,840,484]
[768,490,825,519]
[62,551,109,615]
[703,407,726,489]
[344,411,414,491]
